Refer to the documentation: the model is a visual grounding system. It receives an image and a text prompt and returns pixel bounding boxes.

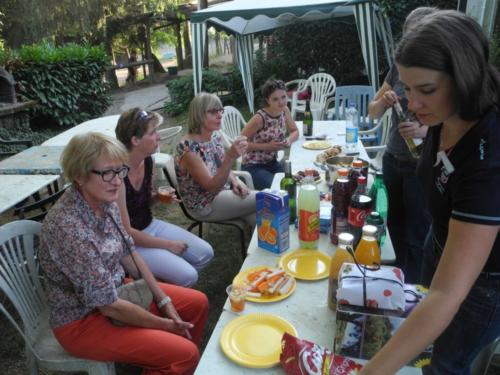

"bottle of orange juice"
[354,225,381,267]
[328,232,354,311]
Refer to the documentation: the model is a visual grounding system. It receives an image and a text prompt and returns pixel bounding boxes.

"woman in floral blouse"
[39,132,208,375]
[241,79,299,189]
[175,92,256,227]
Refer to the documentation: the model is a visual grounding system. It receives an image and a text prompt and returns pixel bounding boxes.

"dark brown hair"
[115,108,162,149]
[261,79,286,103]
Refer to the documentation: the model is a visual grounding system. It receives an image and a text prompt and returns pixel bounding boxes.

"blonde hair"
[115,108,163,150]
[61,132,128,183]
[187,92,222,134]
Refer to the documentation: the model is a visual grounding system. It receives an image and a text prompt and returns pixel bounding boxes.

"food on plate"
[315,145,343,163]
[293,169,321,183]
[302,140,332,150]
[245,267,295,298]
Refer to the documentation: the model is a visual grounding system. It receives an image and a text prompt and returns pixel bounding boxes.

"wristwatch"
[157,296,172,309]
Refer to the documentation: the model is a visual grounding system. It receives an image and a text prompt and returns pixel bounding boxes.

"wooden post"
[145,22,154,83]
[175,22,184,70]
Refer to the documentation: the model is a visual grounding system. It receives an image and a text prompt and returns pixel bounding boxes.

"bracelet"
[157,296,172,309]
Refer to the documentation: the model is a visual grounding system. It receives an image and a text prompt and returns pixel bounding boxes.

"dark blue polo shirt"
[417,108,500,272]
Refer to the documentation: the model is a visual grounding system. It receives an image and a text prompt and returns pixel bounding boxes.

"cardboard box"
[256,189,290,254]
[334,284,432,367]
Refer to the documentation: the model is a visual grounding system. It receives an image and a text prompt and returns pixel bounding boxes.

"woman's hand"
[227,136,248,160]
[398,121,427,140]
[160,302,193,339]
[381,89,399,108]
[232,181,250,197]
[267,140,287,151]
[166,240,188,254]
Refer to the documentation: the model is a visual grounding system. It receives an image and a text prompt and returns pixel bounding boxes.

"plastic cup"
[226,284,247,313]
[158,186,176,204]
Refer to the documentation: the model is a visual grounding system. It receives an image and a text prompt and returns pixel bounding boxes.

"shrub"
[165,68,245,116]
[4,42,111,127]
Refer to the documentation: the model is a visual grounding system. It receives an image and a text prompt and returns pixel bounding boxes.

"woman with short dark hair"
[240,79,299,190]
[115,108,214,287]
[361,10,500,374]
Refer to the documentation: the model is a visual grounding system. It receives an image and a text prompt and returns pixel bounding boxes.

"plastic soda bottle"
[330,168,350,245]
[354,225,381,267]
[298,170,320,249]
[366,211,385,246]
[280,160,297,224]
[368,171,388,245]
[328,232,355,311]
[345,101,358,152]
[348,159,364,196]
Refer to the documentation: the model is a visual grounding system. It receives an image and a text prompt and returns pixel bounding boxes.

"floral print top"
[175,132,227,212]
[39,186,131,328]
[242,109,287,165]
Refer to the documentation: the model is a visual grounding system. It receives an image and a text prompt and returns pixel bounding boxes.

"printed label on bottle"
[346,127,358,143]
[412,137,423,146]
[348,206,370,227]
[299,209,320,241]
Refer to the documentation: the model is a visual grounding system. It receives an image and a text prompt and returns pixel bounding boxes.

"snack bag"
[280,333,362,375]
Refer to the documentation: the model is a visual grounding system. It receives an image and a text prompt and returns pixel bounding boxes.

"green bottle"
[280,160,297,224]
[303,100,313,137]
[368,172,388,245]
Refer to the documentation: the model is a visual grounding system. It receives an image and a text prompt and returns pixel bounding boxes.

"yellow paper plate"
[233,266,296,303]
[302,140,332,150]
[220,313,298,368]
[278,249,331,280]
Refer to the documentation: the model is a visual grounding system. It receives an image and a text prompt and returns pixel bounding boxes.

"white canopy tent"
[191,0,394,113]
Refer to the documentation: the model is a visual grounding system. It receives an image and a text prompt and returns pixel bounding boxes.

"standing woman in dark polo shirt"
[361,10,500,375]
[115,108,213,287]
[368,7,435,283]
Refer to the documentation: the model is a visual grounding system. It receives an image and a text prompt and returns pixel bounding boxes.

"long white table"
[195,121,414,374]
[0,174,60,214]
[42,115,120,146]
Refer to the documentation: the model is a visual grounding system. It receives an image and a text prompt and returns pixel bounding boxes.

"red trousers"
[54,283,208,375]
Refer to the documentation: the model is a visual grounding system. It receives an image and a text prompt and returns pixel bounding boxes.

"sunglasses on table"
[91,165,130,182]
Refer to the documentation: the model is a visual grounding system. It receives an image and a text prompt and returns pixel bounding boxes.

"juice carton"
[256,189,290,254]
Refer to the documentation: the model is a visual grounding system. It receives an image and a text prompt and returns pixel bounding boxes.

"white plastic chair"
[286,79,307,118]
[364,108,392,172]
[162,158,253,258]
[0,220,115,375]
[292,73,336,120]
[332,85,375,130]
[155,125,183,171]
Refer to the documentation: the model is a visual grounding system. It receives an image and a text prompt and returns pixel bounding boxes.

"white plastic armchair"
[0,220,116,375]
[293,73,336,120]
[364,108,392,171]
[286,79,307,119]
[155,125,183,175]
[221,106,246,147]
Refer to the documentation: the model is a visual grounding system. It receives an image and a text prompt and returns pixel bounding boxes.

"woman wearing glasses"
[175,92,256,227]
[115,108,213,287]
[241,79,299,190]
[40,132,208,375]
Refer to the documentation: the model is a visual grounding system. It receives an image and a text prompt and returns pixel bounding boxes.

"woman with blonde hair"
[175,92,256,227]
[40,132,208,375]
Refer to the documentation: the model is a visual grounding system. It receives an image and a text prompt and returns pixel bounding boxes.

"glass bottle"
[368,172,388,245]
[303,100,313,137]
[354,225,381,267]
[328,232,355,311]
[280,160,297,224]
[330,168,350,245]
[298,170,320,249]
[394,102,423,159]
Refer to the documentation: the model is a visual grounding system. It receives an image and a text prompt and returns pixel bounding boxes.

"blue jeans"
[423,253,500,373]
[242,160,284,190]
[383,152,431,283]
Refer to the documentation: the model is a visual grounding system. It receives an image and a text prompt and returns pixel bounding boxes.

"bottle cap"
[362,225,378,236]
[338,232,354,246]
[352,160,363,168]
[357,175,367,185]
[338,168,349,177]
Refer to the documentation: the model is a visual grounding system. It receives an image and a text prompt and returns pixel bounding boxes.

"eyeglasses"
[91,166,130,182]
[206,108,224,115]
